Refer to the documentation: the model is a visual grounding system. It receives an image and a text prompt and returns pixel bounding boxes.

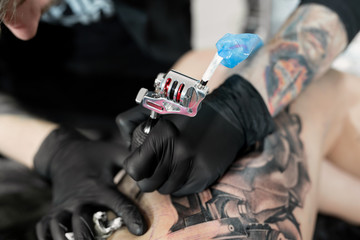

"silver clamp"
[65,211,123,240]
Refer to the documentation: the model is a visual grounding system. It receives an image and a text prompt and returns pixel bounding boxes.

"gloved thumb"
[123,118,179,181]
[116,106,150,148]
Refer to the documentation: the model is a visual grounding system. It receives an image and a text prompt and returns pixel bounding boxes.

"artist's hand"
[34,127,146,240]
[117,75,275,196]
[116,105,151,149]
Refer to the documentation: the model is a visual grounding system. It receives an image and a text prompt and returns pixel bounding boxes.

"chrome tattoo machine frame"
[136,70,209,117]
[130,69,211,146]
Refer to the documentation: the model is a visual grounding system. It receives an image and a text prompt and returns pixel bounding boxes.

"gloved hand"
[117,74,275,196]
[33,127,147,240]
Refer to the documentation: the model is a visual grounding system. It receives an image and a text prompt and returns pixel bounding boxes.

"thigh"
[112,110,316,240]
[111,64,358,239]
[326,72,360,177]
[318,159,360,225]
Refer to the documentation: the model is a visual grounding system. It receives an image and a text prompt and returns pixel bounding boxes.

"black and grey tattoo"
[169,112,310,240]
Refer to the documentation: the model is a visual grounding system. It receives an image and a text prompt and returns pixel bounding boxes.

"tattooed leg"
[224,3,347,116]
[111,108,315,240]
[167,111,309,240]
[110,65,360,240]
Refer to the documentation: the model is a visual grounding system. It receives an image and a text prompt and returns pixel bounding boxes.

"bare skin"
[2,0,55,40]
[327,100,360,178]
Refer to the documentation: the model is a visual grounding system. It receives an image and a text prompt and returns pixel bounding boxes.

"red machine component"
[164,78,172,97]
[176,83,185,103]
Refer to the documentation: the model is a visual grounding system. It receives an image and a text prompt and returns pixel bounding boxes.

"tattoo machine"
[132,33,264,148]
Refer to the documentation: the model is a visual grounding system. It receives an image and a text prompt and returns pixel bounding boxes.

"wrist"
[33,126,87,179]
[205,74,275,146]
[0,115,58,168]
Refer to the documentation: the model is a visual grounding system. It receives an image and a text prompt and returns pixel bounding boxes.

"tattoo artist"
[0,0,359,239]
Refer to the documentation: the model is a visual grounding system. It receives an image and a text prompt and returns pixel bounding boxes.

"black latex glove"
[117,75,275,196]
[33,127,146,240]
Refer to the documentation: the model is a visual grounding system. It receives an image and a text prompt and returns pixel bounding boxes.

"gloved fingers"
[37,213,71,240]
[138,145,191,194]
[99,190,147,236]
[36,217,52,240]
[123,118,178,181]
[171,173,213,197]
[137,177,166,193]
[171,182,206,197]
[156,157,191,194]
[136,157,187,193]
[116,106,151,148]
[123,148,157,181]
[50,211,72,240]
[72,204,104,240]
[155,141,194,194]
[135,149,175,192]
[171,147,225,197]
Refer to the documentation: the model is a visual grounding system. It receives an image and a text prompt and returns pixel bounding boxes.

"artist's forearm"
[238,4,347,115]
[0,115,57,168]
[0,93,57,168]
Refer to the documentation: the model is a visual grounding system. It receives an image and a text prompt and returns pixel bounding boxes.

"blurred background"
[191,0,360,239]
[191,0,360,77]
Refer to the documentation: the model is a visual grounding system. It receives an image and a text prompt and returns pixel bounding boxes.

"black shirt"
[0,0,359,126]
[0,0,191,122]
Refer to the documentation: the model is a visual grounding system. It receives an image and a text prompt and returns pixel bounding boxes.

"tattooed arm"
[228,3,350,116]
[0,92,57,168]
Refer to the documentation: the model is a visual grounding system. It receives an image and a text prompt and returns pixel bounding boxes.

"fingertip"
[72,216,95,240]
[171,183,202,197]
[108,193,147,235]
[158,183,181,195]
[171,189,188,198]
[123,150,155,181]
[125,212,147,236]
[137,179,162,193]
[50,211,72,240]
[72,204,104,240]
[36,219,49,240]
[123,154,143,181]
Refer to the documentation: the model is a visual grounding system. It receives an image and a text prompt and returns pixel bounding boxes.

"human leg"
[326,79,360,178]
[109,64,358,239]
[318,160,360,225]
